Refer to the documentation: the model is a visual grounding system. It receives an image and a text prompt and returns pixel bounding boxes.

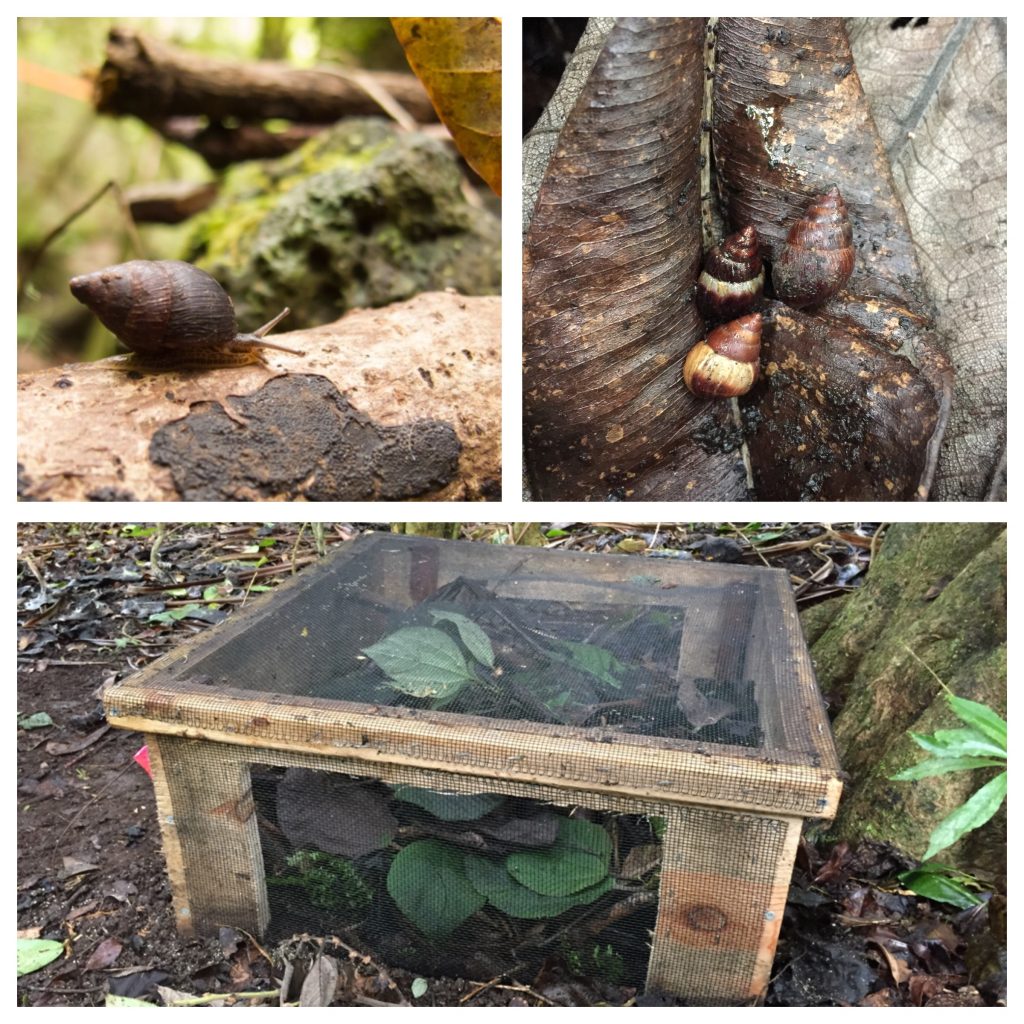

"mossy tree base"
[803,523,1006,879]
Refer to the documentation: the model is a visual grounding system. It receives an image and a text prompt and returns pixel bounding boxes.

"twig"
[166,989,280,1006]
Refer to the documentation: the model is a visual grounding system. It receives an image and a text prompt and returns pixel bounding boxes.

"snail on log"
[69,259,303,368]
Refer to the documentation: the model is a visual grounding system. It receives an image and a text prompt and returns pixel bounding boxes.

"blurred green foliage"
[17,17,399,364]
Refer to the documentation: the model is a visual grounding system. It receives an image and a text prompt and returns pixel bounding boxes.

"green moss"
[184,118,500,329]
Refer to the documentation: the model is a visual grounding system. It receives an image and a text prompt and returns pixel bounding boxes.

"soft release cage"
[103,533,842,1005]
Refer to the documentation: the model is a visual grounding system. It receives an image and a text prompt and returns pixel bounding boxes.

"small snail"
[69,260,304,367]
[771,185,854,308]
[695,225,764,323]
[683,312,762,398]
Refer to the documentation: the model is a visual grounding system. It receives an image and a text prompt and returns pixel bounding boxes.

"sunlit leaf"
[363,626,475,699]
[17,938,63,976]
[392,17,501,195]
[898,863,983,909]
[945,695,1006,750]
[891,755,1006,781]
[908,727,1006,760]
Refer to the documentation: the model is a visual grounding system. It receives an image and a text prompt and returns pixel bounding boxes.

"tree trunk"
[804,523,1006,879]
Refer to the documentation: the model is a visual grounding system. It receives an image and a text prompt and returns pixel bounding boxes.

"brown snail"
[68,260,304,367]
[682,312,762,398]
[771,185,854,308]
[695,225,764,323]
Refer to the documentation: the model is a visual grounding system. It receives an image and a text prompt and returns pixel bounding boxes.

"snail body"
[69,260,302,367]
[695,225,764,323]
[771,185,854,308]
[683,312,762,398]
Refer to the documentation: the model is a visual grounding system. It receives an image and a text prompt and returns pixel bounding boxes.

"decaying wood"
[848,18,1006,502]
[96,28,438,127]
[124,180,219,224]
[149,117,326,169]
[17,292,500,502]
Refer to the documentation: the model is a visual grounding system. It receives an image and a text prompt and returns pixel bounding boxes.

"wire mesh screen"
[145,534,836,769]
[252,763,662,989]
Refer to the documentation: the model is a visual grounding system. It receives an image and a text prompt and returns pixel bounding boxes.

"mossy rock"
[185,118,500,330]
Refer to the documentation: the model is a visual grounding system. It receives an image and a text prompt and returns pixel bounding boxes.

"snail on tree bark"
[771,185,854,308]
[682,312,762,398]
[69,260,304,368]
[695,225,764,323]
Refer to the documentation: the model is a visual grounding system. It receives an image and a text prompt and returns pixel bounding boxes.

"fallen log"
[18,292,500,503]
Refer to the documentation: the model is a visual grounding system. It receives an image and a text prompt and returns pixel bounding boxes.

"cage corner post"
[148,735,270,937]
[645,806,803,1005]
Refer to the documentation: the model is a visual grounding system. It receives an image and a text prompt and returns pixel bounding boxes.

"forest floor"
[16,523,1004,1007]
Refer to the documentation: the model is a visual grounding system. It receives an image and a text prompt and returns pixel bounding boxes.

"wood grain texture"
[849,17,1006,501]
[524,18,746,501]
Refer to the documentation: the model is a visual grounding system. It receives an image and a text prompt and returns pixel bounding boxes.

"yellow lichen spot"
[858,370,871,379]
[884,478,895,491]
[815,390,825,404]
[917,485,928,498]
[849,340,869,354]
[605,424,625,444]
[654,353,669,366]
[864,300,880,314]
[797,444,807,452]
[766,361,779,376]
[686,480,695,490]
[581,243,592,255]
[767,69,790,86]
[601,212,622,224]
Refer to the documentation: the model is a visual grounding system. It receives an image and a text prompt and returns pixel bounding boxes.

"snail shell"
[695,225,764,323]
[770,185,854,308]
[683,312,762,398]
[68,260,301,367]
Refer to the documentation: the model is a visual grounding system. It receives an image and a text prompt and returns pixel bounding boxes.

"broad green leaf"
[545,528,570,538]
[553,640,626,690]
[923,771,1007,861]
[464,853,612,918]
[18,712,53,730]
[909,727,1006,761]
[149,603,202,623]
[429,610,495,668]
[890,756,1006,781]
[898,865,983,909]
[394,786,504,821]
[507,817,611,897]
[17,938,63,976]
[411,978,429,999]
[386,840,485,938]
[946,695,1006,750]
[363,627,475,699]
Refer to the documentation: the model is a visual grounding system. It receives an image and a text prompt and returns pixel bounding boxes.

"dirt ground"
[16,523,1005,1007]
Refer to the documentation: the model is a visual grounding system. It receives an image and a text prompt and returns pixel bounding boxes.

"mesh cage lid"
[105,534,841,818]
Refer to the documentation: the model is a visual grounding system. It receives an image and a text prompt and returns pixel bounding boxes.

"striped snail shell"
[695,225,764,323]
[69,260,301,367]
[682,312,762,399]
[771,185,854,308]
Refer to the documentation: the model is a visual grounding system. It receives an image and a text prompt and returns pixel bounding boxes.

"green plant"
[269,850,373,917]
[890,688,1006,861]
[889,659,1005,905]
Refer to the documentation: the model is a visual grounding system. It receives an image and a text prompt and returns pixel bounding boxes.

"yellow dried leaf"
[392,17,501,195]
